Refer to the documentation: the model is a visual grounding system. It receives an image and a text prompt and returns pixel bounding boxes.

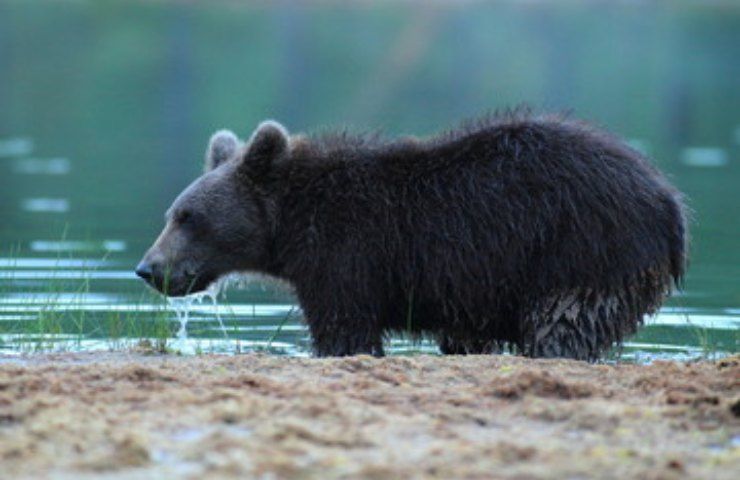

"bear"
[136,110,688,361]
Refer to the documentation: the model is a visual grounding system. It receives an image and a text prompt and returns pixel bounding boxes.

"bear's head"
[135,121,290,296]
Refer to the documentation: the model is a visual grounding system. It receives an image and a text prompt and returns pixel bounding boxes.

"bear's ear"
[239,120,289,181]
[205,130,240,172]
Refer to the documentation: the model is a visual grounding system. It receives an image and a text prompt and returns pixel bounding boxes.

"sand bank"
[0,352,738,479]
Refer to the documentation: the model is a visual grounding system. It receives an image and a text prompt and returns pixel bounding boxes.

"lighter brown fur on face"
[138,122,292,297]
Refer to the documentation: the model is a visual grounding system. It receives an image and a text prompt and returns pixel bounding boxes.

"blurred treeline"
[0,0,738,306]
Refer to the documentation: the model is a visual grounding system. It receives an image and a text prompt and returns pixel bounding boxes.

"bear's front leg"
[299,295,384,357]
[299,301,385,357]
[309,319,385,357]
[293,257,387,357]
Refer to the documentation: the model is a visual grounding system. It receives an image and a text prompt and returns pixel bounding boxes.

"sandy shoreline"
[0,352,738,479]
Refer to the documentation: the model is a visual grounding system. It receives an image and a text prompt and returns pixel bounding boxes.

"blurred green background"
[0,0,738,357]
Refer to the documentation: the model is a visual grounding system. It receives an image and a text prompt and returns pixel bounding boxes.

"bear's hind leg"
[529,320,594,361]
[521,291,633,361]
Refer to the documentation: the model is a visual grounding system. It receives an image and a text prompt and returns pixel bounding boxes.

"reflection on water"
[0,137,33,157]
[12,158,70,175]
[681,148,729,168]
[0,1,738,360]
[29,240,127,253]
[0,292,124,305]
[0,257,112,268]
[0,270,136,280]
[21,198,69,213]
[0,315,37,322]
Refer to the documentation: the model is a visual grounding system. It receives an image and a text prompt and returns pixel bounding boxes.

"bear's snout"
[135,253,210,297]
[135,261,155,282]
[135,260,164,288]
[134,258,177,294]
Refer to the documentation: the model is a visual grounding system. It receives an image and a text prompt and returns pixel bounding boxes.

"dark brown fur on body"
[137,111,688,361]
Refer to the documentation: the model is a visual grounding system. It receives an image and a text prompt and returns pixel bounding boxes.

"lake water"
[0,1,738,360]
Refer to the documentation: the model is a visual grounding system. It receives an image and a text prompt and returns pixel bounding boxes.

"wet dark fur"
[255,111,687,360]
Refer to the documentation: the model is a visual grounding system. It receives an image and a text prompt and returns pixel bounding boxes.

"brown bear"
[136,111,688,360]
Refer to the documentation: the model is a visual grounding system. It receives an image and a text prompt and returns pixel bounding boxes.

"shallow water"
[0,1,738,360]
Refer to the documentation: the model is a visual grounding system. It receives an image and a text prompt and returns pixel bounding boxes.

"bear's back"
[283,113,683,290]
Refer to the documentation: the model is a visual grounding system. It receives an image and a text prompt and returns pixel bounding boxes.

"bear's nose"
[135,261,154,282]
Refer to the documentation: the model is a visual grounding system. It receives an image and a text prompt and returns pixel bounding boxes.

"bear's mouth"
[143,270,218,298]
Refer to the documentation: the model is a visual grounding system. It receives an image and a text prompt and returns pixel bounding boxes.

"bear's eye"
[175,210,193,226]
[172,209,208,235]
